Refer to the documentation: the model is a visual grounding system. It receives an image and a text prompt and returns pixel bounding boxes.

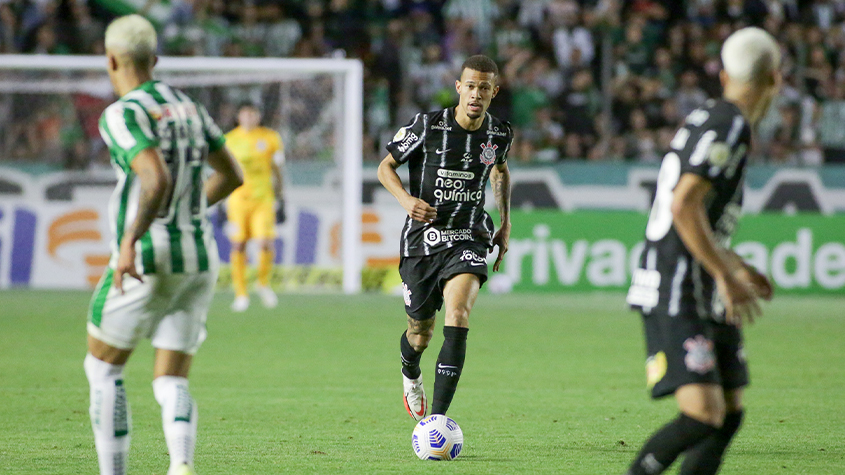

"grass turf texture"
[0,291,842,474]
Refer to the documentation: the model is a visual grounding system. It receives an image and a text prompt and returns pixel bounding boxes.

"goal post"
[0,55,363,293]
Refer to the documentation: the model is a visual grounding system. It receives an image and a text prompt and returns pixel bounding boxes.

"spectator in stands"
[675,70,707,117]
[551,0,594,71]
[559,68,600,145]
[2,0,845,166]
[816,80,845,163]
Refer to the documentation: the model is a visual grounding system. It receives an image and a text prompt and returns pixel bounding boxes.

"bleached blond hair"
[104,14,157,67]
[721,27,780,85]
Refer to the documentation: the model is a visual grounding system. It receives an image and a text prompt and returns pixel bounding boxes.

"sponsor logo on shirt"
[434,169,481,202]
[396,130,420,152]
[432,120,452,131]
[487,126,508,137]
[437,169,475,180]
[423,227,473,246]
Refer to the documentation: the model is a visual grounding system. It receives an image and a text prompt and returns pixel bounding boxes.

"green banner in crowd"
[496,211,845,295]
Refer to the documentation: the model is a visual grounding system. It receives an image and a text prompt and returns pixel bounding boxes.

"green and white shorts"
[87,267,219,354]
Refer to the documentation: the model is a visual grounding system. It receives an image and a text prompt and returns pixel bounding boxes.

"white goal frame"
[0,55,364,293]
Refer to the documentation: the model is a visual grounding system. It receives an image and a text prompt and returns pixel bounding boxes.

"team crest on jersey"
[479,139,498,165]
[402,282,412,306]
[683,335,716,374]
[255,139,268,151]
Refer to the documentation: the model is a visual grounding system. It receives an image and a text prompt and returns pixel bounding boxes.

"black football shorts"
[398,242,489,321]
[642,311,749,399]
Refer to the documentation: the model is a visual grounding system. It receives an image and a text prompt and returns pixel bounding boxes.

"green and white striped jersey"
[99,80,226,275]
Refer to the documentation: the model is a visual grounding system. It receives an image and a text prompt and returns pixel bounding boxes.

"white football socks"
[84,353,131,475]
[153,375,198,474]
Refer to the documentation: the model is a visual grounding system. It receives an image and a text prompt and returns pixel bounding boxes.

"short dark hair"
[460,55,499,79]
[237,101,260,112]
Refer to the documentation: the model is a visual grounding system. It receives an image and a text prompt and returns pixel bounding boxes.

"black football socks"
[626,413,718,475]
[431,326,468,415]
[400,331,423,380]
[678,410,744,475]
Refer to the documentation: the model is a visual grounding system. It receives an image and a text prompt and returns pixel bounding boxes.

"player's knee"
[407,318,435,351]
[84,353,124,383]
[231,242,246,253]
[683,404,726,428]
[445,305,470,327]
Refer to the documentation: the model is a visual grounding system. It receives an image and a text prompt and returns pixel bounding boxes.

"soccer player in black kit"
[624,28,780,475]
[378,55,513,421]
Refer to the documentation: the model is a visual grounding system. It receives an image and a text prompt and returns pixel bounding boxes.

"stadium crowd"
[2,0,845,166]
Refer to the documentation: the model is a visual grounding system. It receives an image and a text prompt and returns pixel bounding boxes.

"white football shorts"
[87,267,218,354]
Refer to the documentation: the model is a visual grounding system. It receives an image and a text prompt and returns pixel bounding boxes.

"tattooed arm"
[489,162,511,272]
[114,148,170,293]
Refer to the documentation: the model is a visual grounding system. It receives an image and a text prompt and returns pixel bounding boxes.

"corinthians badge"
[479,139,498,165]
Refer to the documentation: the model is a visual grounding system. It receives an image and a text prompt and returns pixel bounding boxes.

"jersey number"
[159,120,207,222]
[645,152,681,241]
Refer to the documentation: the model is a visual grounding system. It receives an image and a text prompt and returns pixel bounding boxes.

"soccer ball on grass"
[411,414,463,461]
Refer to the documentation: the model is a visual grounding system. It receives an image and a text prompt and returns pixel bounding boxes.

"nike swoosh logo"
[437,364,458,369]
[468,262,486,266]
[405,394,426,417]
[435,148,451,154]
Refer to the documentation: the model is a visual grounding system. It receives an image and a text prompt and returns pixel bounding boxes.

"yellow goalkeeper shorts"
[226,196,276,243]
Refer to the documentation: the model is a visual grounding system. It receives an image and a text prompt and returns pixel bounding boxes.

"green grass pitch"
[0,290,842,474]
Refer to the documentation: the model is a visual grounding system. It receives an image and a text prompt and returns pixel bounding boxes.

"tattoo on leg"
[407,317,430,332]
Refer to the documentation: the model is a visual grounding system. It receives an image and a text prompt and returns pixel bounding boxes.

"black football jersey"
[627,99,752,322]
[386,107,513,257]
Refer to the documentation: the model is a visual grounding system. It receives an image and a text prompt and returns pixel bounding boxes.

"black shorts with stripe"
[641,310,749,399]
[399,242,489,321]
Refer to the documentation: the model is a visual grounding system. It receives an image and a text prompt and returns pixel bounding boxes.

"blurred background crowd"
[2,0,845,168]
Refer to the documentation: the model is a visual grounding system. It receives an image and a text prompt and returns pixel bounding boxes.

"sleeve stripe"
[105,104,137,150]
[124,101,155,140]
[726,115,745,146]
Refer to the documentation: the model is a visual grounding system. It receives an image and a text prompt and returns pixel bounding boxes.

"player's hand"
[716,272,761,327]
[734,263,774,301]
[402,196,436,224]
[491,223,510,272]
[113,239,143,294]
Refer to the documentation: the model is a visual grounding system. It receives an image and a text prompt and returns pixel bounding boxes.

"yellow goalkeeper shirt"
[225,126,284,202]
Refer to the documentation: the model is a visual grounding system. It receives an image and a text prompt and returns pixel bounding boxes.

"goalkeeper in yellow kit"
[225,102,285,312]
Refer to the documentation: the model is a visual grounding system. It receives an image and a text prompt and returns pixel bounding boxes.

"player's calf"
[84,353,131,475]
[431,326,468,415]
[153,376,198,474]
[679,410,744,475]
[625,413,718,475]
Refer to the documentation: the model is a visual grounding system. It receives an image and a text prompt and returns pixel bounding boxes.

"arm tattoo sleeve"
[492,167,511,223]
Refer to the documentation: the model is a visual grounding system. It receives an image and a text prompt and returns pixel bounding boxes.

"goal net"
[0,56,363,293]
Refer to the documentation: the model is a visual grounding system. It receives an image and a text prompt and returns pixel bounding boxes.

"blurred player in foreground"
[378,55,513,421]
[86,15,242,475]
[225,102,286,312]
[625,27,780,475]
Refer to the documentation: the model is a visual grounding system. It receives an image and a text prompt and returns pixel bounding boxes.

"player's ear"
[455,79,461,94]
[153,55,159,67]
[107,53,118,73]
[492,85,499,98]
